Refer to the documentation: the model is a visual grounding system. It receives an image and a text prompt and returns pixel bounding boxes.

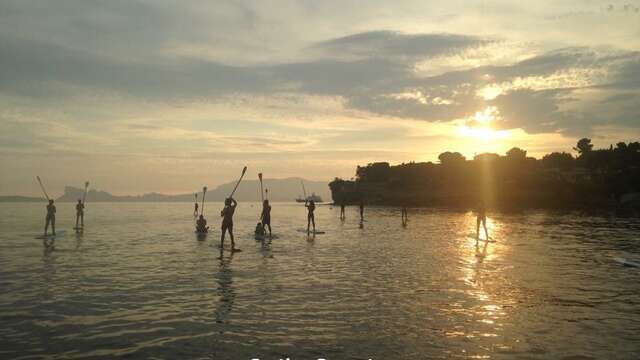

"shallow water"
[1,202,640,359]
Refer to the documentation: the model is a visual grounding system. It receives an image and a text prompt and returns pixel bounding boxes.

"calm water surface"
[1,202,640,359]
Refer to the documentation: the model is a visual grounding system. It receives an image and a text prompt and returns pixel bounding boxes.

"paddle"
[258,173,265,202]
[228,166,247,199]
[301,179,307,201]
[201,186,207,216]
[81,181,89,205]
[36,176,50,201]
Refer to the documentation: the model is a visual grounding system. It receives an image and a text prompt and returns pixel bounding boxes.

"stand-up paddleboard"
[467,233,495,243]
[194,231,208,241]
[614,257,640,268]
[474,238,496,243]
[73,227,83,231]
[297,229,326,235]
[35,230,66,239]
[214,244,242,252]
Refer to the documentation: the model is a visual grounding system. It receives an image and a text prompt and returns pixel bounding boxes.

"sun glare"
[458,106,510,140]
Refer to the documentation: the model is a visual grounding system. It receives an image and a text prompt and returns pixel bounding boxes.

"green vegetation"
[329,139,640,210]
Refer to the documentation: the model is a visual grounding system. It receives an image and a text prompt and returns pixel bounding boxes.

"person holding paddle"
[44,199,56,236]
[261,199,272,238]
[305,199,316,235]
[220,197,238,251]
[75,199,85,229]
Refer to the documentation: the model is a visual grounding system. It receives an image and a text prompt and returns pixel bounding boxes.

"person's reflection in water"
[214,252,235,326]
[75,230,83,250]
[43,238,56,255]
[475,239,489,261]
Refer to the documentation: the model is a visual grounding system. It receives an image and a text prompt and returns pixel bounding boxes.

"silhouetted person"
[260,199,272,237]
[44,199,56,236]
[340,201,345,220]
[401,205,408,225]
[194,202,199,217]
[305,199,316,234]
[220,198,237,251]
[75,199,84,229]
[476,199,489,240]
[196,214,208,233]
[254,222,265,236]
[359,200,364,221]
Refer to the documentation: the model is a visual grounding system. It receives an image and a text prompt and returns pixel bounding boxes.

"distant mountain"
[54,177,330,202]
[0,195,45,202]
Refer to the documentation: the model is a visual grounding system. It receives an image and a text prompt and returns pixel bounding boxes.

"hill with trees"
[329,139,640,210]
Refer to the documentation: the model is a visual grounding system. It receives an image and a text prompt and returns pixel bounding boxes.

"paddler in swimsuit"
[220,197,237,251]
[305,199,316,235]
[75,199,84,229]
[260,199,272,238]
[475,199,489,241]
[44,199,56,236]
[196,214,209,233]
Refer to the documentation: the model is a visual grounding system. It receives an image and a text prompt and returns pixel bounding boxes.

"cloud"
[311,31,490,60]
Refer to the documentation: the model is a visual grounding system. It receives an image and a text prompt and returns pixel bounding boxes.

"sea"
[1,202,639,359]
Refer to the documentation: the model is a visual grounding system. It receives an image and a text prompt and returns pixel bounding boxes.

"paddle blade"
[258,173,262,181]
[242,166,247,175]
[203,186,207,193]
[85,181,89,188]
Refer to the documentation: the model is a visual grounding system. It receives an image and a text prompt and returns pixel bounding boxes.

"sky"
[1,0,640,196]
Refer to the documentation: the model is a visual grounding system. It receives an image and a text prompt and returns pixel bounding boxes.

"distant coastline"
[329,138,640,211]
[3,177,330,203]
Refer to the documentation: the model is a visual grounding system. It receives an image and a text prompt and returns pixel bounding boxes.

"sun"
[458,106,511,141]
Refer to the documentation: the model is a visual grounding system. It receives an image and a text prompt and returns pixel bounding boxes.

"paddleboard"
[35,230,66,239]
[215,244,242,252]
[614,257,640,268]
[297,229,326,234]
[467,234,495,242]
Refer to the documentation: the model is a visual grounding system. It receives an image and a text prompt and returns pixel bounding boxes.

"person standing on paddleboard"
[305,199,316,234]
[261,199,272,238]
[340,200,345,220]
[475,199,489,241]
[44,199,56,236]
[359,199,365,222]
[220,198,237,251]
[401,204,408,225]
[75,199,85,229]
[196,214,208,233]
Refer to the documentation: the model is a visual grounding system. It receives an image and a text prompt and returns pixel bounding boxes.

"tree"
[573,138,593,155]
[506,147,527,161]
[542,152,574,169]
[438,152,466,165]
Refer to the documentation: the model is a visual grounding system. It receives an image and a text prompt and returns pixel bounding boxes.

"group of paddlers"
[41,196,490,245]
[42,198,85,236]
